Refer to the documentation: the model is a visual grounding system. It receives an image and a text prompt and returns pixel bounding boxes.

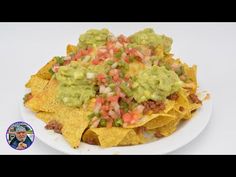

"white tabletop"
[1,22,236,154]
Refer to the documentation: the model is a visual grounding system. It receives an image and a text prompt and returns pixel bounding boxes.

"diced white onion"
[104,87,112,94]
[65,56,71,60]
[109,49,114,56]
[91,118,100,128]
[115,42,123,48]
[99,48,107,53]
[94,103,101,114]
[86,72,95,79]
[100,85,112,94]
[82,56,91,63]
[121,53,127,59]
[107,92,115,97]
[108,110,117,119]
[135,105,145,114]
[111,62,118,69]
[99,85,106,93]
[113,103,120,115]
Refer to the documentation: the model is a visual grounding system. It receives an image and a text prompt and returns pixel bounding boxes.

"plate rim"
[19,97,212,155]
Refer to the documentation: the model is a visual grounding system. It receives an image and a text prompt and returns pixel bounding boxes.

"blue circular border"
[6,121,35,151]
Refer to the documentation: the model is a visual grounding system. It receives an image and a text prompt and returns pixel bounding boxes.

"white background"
[0,23,235,154]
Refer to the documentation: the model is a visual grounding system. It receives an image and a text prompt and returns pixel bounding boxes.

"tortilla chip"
[156,117,181,136]
[190,103,201,112]
[25,76,95,148]
[172,88,202,120]
[183,64,197,93]
[60,106,90,148]
[36,107,90,148]
[173,88,190,116]
[143,114,176,130]
[36,57,56,80]
[36,112,56,123]
[118,129,142,146]
[125,113,175,129]
[25,79,62,112]
[82,127,141,148]
[66,44,78,56]
[25,75,49,95]
[164,99,175,113]
[127,61,146,77]
[183,102,202,120]
[35,99,93,148]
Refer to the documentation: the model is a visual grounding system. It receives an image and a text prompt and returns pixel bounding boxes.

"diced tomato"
[87,47,93,54]
[109,69,119,76]
[124,57,130,63]
[73,52,80,61]
[99,53,110,60]
[101,110,109,118]
[126,48,136,55]
[107,41,114,49]
[96,97,105,104]
[122,113,133,123]
[81,49,89,55]
[97,73,106,82]
[97,75,107,84]
[113,47,119,53]
[132,111,139,120]
[101,105,110,111]
[73,49,91,61]
[92,58,101,65]
[107,95,119,103]
[122,111,140,124]
[112,74,120,82]
[118,34,128,43]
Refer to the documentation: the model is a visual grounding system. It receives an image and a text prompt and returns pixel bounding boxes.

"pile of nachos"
[24,28,202,148]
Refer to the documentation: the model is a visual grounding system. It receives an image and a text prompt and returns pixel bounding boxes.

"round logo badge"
[6,121,35,150]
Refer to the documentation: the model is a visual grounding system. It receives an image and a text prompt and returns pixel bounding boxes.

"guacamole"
[78,29,111,49]
[128,28,173,53]
[55,61,96,107]
[132,66,182,103]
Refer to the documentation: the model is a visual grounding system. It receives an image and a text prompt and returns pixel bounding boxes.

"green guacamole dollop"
[132,66,182,103]
[128,28,173,53]
[78,28,111,49]
[55,61,96,107]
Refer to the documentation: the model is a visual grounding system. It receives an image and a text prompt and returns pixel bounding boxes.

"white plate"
[20,93,212,155]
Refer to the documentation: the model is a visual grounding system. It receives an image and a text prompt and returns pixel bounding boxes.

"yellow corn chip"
[126,61,146,77]
[125,113,175,129]
[156,118,181,136]
[35,100,93,148]
[82,127,141,148]
[36,57,56,80]
[183,64,197,93]
[36,112,56,123]
[173,88,190,117]
[143,114,176,130]
[66,44,78,56]
[60,106,89,148]
[25,75,49,95]
[25,79,62,112]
